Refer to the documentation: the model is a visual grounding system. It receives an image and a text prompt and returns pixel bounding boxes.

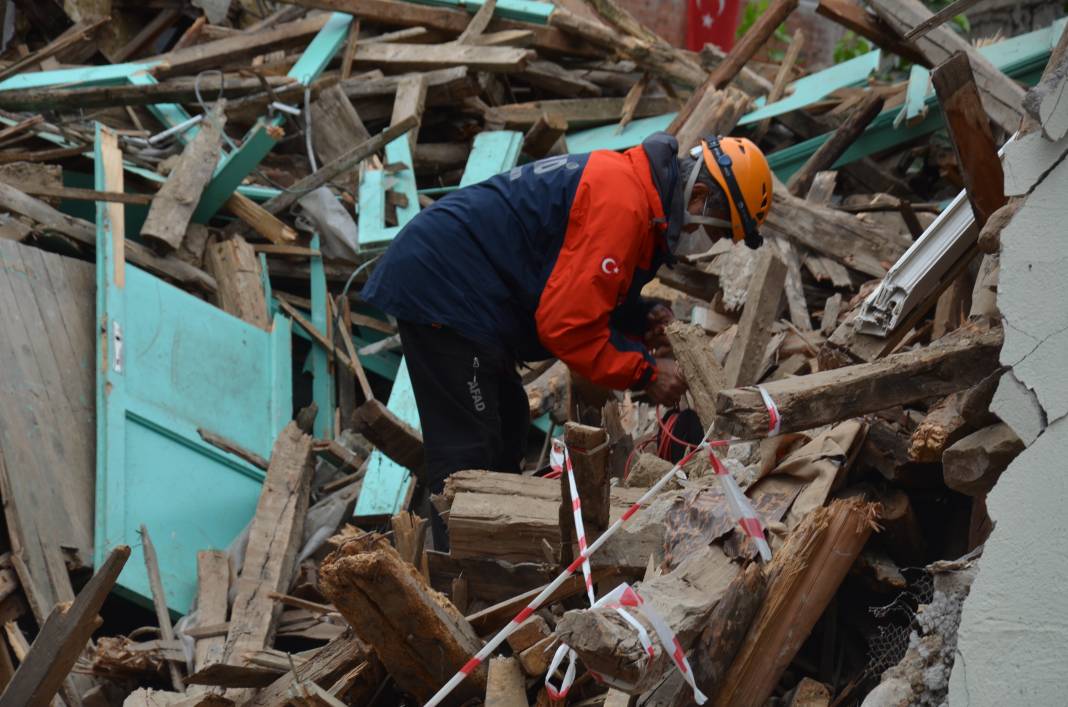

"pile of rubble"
[0,0,1061,704]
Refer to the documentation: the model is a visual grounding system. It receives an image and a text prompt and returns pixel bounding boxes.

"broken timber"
[714,328,1003,438]
[722,251,787,388]
[319,533,486,705]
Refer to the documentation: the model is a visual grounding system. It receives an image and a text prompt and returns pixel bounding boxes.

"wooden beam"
[522,113,568,159]
[711,499,876,707]
[193,551,229,675]
[141,103,227,254]
[348,42,532,73]
[139,525,185,691]
[665,322,726,428]
[391,73,428,153]
[669,0,799,135]
[722,251,787,388]
[243,634,368,707]
[310,84,371,166]
[673,86,752,156]
[220,422,314,668]
[714,328,1003,438]
[486,96,679,130]
[931,51,1006,229]
[814,0,927,65]
[563,422,610,531]
[224,193,297,245]
[205,236,270,330]
[353,399,425,478]
[903,0,985,42]
[786,94,885,197]
[868,0,1025,132]
[0,18,108,83]
[0,545,129,707]
[752,29,805,143]
[262,117,417,216]
[319,533,487,704]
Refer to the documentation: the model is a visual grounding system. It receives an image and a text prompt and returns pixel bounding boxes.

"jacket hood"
[640,131,686,257]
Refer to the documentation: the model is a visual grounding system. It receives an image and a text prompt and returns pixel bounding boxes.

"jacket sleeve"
[535,177,657,391]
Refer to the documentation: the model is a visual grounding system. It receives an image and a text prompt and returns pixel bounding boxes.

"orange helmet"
[687,135,773,248]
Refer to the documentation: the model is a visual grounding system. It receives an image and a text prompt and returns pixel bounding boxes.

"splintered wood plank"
[193,551,230,674]
[139,526,185,691]
[931,51,1006,229]
[310,84,371,165]
[353,398,425,476]
[350,42,533,73]
[221,422,314,668]
[320,534,487,704]
[205,236,270,330]
[722,251,787,388]
[391,73,428,152]
[867,0,1025,132]
[243,634,368,707]
[673,86,752,155]
[522,112,568,158]
[224,192,297,245]
[488,96,678,130]
[0,546,129,707]
[714,328,1003,438]
[711,500,876,707]
[141,103,226,253]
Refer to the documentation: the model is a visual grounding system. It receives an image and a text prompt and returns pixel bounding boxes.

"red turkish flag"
[686,0,743,52]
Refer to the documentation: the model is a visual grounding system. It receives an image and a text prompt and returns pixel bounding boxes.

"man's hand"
[643,303,675,353]
[645,358,687,406]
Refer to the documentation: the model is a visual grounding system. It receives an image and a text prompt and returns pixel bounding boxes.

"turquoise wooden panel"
[459,130,523,187]
[896,64,931,127]
[310,234,334,438]
[0,62,158,91]
[357,137,419,248]
[354,131,523,517]
[93,125,293,614]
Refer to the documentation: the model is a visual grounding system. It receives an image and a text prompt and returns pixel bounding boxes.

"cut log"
[505,614,550,654]
[713,328,1003,438]
[0,546,129,707]
[525,359,569,420]
[224,193,297,245]
[943,423,1024,496]
[205,236,270,330]
[665,322,726,428]
[868,0,1025,132]
[221,423,314,668]
[554,545,739,693]
[931,51,1006,229]
[564,422,611,530]
[517,635,554,677]
[722,251,787,388]
[485,656,526,707]
[352,399,425,478]
[711,499,877,707]
[319,533,486,704]
[787,94,885,197]
[140,102,226,254]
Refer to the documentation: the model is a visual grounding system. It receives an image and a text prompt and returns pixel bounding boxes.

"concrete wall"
[947,103,1068,703]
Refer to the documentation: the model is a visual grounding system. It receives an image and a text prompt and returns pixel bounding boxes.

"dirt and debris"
[0,0,1060,705]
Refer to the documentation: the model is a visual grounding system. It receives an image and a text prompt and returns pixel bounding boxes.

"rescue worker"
[362,131,773,497]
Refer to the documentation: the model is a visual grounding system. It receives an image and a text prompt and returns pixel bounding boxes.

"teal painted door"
[94,125,293,613]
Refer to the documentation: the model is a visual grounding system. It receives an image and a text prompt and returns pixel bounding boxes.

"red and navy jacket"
[361,132,688,391]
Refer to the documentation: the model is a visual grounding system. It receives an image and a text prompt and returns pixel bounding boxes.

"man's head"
[679,135,773,249]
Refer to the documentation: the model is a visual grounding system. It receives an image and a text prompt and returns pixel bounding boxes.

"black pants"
[399,321,530,495]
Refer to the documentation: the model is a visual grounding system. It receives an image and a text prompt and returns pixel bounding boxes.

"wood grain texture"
[205,236,270,330]
[319,534,486,704]
[722,250,787,388]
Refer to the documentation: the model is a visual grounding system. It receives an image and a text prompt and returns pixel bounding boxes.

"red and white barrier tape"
[425,397,791,707]
[550,440,597,607]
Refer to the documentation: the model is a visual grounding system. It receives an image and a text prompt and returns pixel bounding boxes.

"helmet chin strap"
[681,152,732,229]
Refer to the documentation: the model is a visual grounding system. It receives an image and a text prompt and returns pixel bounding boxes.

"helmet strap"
[681,152,732,229]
